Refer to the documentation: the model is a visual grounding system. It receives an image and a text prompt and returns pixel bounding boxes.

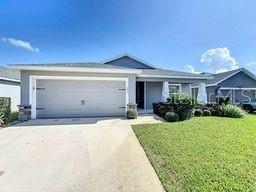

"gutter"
[0,77,20,83]
[9,66,142,75]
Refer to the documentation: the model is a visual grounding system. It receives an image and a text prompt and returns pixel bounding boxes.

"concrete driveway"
[0,118,164,192]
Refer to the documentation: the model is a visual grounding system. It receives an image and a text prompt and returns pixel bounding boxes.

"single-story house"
[192,68,256,104]
[0,67,20,110]
[10,53,212,119]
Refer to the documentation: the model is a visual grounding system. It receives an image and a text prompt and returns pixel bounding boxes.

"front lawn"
[133,115,256,192]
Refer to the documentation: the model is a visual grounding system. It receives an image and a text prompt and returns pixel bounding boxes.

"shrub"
[152,93,196,122]
[10,111,19,122]
[167,93,197,105]
[222,104,246,118]
[198,104,224,117]
[165,112,179,122]
[0,97,11,125]
[158,105,171,117]
[126,110,138,119]
[194,109,203,116]
[216,96,230,105]
[203,110,211,116]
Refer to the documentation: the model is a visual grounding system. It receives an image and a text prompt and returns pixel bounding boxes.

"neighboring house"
[9,53,211,119]
[0,67,20,110]
[192,68,256,104]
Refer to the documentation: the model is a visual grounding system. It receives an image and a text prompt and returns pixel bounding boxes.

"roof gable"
[219,70,256,87]
[101,54,157,69]
[206,68,256,86]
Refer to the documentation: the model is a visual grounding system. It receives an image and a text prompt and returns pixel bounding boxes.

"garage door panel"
[36,79,126,118]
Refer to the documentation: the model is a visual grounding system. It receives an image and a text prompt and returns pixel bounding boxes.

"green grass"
[133,115,256,192]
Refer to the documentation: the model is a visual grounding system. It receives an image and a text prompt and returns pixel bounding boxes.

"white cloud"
[2,37,40,52]
[215,68,229,73]
[245,61,256,66]
[185,64,200,74]
[200,47,238,73]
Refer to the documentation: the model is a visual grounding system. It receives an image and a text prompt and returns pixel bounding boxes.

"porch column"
[162,81,169,102]
[197,82,207,104]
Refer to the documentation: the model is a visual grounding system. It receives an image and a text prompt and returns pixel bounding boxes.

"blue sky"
[1,0,256,73]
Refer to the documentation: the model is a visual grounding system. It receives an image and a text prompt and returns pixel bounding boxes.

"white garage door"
[36,79,126,118]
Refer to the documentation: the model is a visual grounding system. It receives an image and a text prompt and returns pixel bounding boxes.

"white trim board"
[10,66,142,75]
[0,77,20,83]
[100,53,159,69]
[138,74,212,79]
[29,75,129,119]
[219,87,256,90]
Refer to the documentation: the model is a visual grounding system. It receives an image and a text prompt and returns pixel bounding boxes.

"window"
[169,84,181,95]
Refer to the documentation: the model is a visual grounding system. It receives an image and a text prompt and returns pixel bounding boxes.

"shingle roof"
[10,62,131,69]
[205,68,242,85]
[0,67,20,81]
[141,69,212,78]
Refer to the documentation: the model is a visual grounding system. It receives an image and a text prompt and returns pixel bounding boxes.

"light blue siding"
[105,56,154,69]
[146,82,162,109]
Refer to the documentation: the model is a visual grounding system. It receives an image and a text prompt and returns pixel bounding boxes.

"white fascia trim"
[138,74,213,80]
[191,83,217,88]
[100,53,159,69]
[10,66,142,75]
[219,87,256,90]
[0,77,20,82]
[29,75,130,119]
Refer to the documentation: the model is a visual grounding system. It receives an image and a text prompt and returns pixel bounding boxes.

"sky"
[1,0,256,74]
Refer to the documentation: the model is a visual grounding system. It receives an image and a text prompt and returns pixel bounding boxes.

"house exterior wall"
[20,71,136,106]
[105,56,154,69]
[204,71,256,103]
[146,82,162,109]
[0,80,20,110]
[145,82,193,109]
[181,84,191,95]
[206,86,217,103]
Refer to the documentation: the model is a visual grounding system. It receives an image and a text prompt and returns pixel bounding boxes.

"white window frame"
[168,83,182,95]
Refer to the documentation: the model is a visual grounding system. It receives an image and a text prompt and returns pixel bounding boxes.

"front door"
[136,82,144,109]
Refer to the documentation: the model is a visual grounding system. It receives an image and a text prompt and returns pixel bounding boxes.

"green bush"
[165,112,179,122]
[153,93,196,122]
[222,104,246,118]
[0,97,11,125]
[203,110,211,116]
[167,93,197,105]
[158,105,171,117]
[10,111,19,122]
[197,104,224,117]
[216,96,230,105]
[194,109,203,116]
[126,110,138,119]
